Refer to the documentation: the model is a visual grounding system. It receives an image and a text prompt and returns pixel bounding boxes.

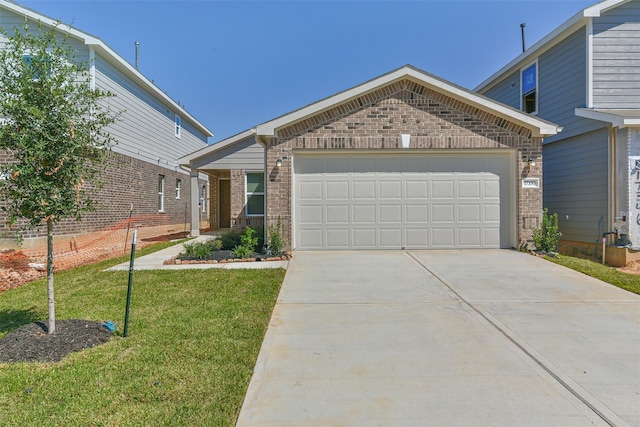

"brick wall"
[263,80,543,247]
[0,150,208,249]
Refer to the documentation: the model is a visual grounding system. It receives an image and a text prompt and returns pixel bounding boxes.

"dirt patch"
[0,319,113,364]
[617,260,640,275]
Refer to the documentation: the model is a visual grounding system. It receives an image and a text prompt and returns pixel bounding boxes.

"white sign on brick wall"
[522,178,540,188]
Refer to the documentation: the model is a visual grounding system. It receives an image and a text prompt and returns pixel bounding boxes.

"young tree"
[0,23,118,334]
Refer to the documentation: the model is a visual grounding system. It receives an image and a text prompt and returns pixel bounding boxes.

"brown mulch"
[0,319,113,364]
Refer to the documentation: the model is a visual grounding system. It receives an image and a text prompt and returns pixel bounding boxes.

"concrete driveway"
[236,250,640,427]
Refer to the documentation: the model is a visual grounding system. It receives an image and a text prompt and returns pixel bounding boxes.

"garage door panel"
[353,181,375,199]
[326,229,350,248]
[299,205,323,225]
[379,205,402,223]
[379,229,402,247]
[295,154,511,250]
[379,181,402,199]
[327,181,349,200]
[326,205,349,223]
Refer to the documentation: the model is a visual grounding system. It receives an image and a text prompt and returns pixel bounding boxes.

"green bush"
[533,208,562,253]
[233,227,259,259]
[220,230,241,250]
[182,241,211,260]
[268,217,286,255]
[207,238,223,251]
[253,226,265,251]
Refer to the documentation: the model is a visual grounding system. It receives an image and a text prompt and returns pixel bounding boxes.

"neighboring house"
[0,0,213,249]
[476,0,640,264]
[180,65,560,251]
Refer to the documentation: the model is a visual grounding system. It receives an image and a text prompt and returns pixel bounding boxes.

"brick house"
[180,65,560,250]
[0,0,213,250]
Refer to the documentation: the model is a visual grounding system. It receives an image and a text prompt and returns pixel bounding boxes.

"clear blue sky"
[19,0,595,143]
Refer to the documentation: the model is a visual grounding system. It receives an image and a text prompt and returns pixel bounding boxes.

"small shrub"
[253,226,265,251]
[220,230,241,250]
[533,208,562,253]
[233,227,258,259]
[207,238,223,251]
[268,217,286,255]
[182,241,211,260]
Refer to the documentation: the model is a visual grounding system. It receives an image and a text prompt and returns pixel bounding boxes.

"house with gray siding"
[180,65,559,251]
[476,0,640,265]
[0,0,213,249]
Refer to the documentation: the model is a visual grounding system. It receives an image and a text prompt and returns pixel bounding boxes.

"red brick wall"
[264,80,543,248]
[0,150,208,248]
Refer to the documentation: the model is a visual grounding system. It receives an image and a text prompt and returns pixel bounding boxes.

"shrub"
[207,238,223,251]
[220,230,241,250]
[182,241,211,260]
[233,227,258,259]
[268,217,286,255]
[533,208,562,253]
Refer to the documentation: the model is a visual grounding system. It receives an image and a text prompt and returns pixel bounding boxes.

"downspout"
[255,133,268,250]
[609,126,616,235]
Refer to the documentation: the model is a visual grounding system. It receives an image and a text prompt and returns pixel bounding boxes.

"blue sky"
[19,0,596,143]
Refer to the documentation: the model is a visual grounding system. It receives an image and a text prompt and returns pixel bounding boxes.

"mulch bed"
[165,249,292,265]
[0,319,113,364]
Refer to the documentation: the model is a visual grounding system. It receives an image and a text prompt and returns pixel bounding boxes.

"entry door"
[219,179,231,228]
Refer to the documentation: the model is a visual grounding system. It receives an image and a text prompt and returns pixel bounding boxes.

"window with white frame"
[158,175,165,212]
[200,185,207,213]
[175,178,181,199]
[174,114,181,138]
[245,172,264,216]
[521,61,537,114]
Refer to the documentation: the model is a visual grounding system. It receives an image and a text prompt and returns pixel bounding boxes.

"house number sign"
[522,178,540,189]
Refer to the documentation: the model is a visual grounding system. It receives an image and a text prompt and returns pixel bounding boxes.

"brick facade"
[259,80,542,248]
[0,150,209,249]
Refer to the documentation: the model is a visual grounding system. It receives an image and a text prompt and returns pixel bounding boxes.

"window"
[245,172,264,216]
[175,178,181,199]
[521,62,537,114]
[23,54,51,81]
[174,114,181,138]
[158,175,165,212]
[200,185,207,213]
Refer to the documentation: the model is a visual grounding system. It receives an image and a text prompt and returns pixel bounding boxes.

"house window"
[175,178,181,199]
[23,54,51,81]
[245,172,264,216]
[200,185,207,213]
[521,62,537,114]
[158,175,165,212]
[175,114,181,138]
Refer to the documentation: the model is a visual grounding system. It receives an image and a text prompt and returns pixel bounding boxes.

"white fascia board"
[0,0,213,139]
[177,129,256,165]
[575,108,640,128]
[257,65,560,138]
[475,0,631,93]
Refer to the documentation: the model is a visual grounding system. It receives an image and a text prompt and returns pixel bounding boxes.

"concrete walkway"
[105,237,289,271]
[237,250,640,427]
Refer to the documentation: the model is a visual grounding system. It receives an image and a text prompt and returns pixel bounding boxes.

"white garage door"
[294,153,513,250]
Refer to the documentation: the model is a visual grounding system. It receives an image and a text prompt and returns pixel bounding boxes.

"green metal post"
[123,229,137,337]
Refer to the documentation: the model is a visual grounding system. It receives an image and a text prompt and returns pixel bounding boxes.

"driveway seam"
[405,251,628,427]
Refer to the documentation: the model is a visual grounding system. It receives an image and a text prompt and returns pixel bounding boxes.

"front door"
[219,179,231,228]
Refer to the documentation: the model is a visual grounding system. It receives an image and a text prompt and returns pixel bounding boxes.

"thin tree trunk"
[47,218,55,335]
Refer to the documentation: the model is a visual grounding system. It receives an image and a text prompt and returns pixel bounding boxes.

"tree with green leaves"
[0,23,118,334]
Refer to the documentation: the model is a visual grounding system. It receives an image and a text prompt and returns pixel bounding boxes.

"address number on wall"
[522,178,540,189]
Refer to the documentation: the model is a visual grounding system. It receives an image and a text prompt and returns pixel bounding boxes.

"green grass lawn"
[0,242,285,426]
[546,254,640,295]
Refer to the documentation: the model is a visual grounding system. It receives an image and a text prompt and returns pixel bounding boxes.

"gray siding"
[593,1,640,109]
[538,28,591,143]
[95,54,207,171]
[193,136,264,170]
[0,10,89,62]
[481,69,520,109]
[543,128,609,243]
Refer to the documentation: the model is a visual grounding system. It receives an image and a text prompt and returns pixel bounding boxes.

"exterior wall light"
[275,158,283,169]
[528,156,536,167]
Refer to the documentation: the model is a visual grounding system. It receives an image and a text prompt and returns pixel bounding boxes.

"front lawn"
[0,243,285,426]
[546,254,640,295]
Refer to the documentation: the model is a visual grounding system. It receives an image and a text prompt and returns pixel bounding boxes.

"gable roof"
[475,0,632,93]
[0,0,213,138]
[256,65,560,138]
[180,65,561,166]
